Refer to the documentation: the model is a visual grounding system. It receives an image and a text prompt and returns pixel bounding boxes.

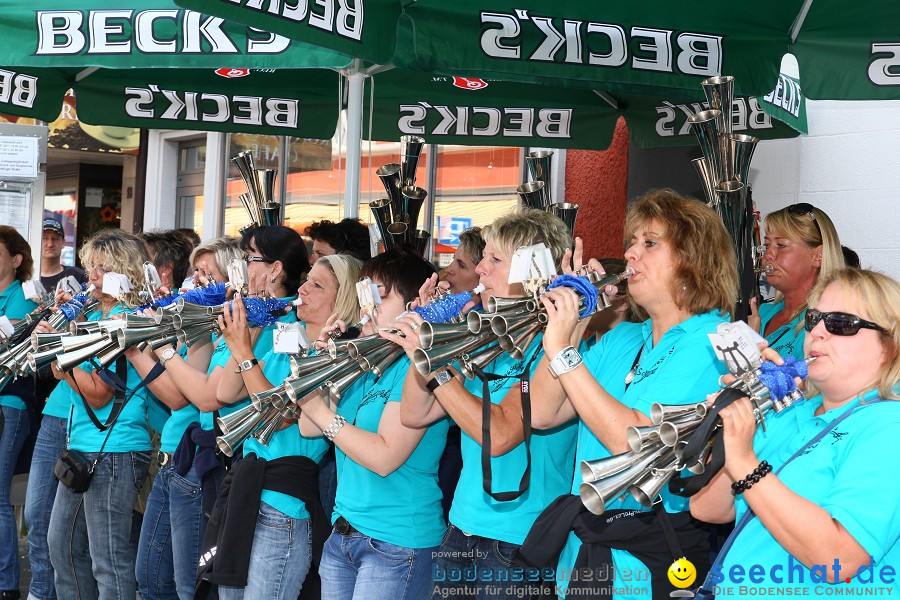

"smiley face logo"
[667,557,696,588]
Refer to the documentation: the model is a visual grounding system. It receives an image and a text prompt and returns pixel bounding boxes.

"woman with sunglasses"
[203,253,362,600]
[691,268,900,597]
[755,203,844,360]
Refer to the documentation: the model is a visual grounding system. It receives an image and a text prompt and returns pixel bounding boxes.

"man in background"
[39,218,85,291]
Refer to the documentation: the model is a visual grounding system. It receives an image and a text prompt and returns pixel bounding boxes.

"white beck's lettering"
[34,9,292,54]
[234,0,363,42]
[123,86,299,129]
[398,104,572,139]
[654,97,772,138]
[0,69,38,109]
[762,75,803,117]
[868,43,900,86]
[479,12,722,77]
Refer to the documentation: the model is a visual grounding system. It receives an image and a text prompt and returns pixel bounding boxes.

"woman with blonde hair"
[188,236,243,287]
[390,209,578,600]
[46,229,155,600]
[522,190,738,599]
[204,253,363,600]
[754,203,844,359]
[691,268,900,598]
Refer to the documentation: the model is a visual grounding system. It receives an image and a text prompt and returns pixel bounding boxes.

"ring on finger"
[718,374,728,389]
[410,322,419,331]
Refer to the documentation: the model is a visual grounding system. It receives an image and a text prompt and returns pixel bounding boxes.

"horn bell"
[412,329,497,377]
[650,402,707,426]
[580,441,665,482]
[525,150,553,208]
[628,453,680,508]
[399,135,425,188]
[579,450,660,516]
[517,181,545,211]
[550,203,579,236]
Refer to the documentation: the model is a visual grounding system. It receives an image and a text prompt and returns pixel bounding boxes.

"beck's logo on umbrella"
[452,76,488,91]
[215,68,250,79]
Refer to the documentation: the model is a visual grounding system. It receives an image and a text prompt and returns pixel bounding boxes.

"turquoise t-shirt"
[0,280,39,410]
[759,300,806,361]
[451,333,578,546]
[243,350,329,520]
[67,305,152,453]
[158,345,198,451]
[334,355,449,548]
[557,311,729,600]
[198,305,297,431]
[43,308,105,418]
[715,389,900,598]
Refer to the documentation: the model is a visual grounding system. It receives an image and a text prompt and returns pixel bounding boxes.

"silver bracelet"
[323,414,347,441]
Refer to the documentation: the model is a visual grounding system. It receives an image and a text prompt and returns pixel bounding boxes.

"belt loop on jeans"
[157,451,172,467]
[334,516,358,535]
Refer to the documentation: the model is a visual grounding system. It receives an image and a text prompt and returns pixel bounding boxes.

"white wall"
[749,100,900,282]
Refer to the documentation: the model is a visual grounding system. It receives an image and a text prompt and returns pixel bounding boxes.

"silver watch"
[548,346,583,377]
[159,347,177,367]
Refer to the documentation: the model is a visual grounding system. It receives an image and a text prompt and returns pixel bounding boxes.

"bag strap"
[696,397,882,593]
[473,346,540,502]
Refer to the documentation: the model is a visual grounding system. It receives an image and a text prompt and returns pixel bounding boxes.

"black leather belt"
[334,516,358,535]
[157,451,173,467]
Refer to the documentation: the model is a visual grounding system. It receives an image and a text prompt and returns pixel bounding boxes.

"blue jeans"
[218,502,312,600]
[432,524,553,600]
[24,414,68,600]
[319,528,436,600]
[47,450,150,600]
[136,464,205,600]
[0,405,30,591]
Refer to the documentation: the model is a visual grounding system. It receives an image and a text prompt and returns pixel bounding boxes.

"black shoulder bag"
[54,358,164,493]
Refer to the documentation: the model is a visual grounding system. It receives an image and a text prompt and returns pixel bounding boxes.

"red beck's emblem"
[215,68,250,78]
[452,76,488,91]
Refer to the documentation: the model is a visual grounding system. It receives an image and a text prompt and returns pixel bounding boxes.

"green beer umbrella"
[177,0,900,100]
[0,0,347,137]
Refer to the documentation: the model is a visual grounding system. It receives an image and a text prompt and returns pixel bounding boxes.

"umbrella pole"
[344,64,365,219]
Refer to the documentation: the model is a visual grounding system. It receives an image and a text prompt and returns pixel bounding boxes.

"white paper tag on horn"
[23,280,44,302]
[709,321,763,374]
[274,322,308,354]
[0,316,14,338]
[57,276,82,297]
[102,272,132,296]
[509,243,557,284]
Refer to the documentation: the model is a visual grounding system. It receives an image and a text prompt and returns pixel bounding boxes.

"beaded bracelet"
[323,415,347,442]
[731,461,773,495]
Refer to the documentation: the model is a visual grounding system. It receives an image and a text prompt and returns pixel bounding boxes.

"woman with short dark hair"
[300,248,447,600]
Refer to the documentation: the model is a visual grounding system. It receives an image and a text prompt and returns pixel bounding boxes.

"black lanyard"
[473,347,540,502]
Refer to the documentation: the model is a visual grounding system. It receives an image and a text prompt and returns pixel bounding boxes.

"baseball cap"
[43,218,64,237]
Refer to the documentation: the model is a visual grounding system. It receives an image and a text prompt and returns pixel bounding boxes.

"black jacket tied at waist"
[195,453,328,600]
[514,494,710,600]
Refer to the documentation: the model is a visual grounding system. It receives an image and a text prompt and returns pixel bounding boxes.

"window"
[176,139,206,237]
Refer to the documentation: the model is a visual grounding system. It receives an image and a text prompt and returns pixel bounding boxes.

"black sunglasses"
[805,309,887,336]
[787,203,823,241]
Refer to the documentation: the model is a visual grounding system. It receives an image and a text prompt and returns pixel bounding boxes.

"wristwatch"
[548,346,583,377]
[236,358,259,373]
[159,347,177,367]
[426,369,454,393]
